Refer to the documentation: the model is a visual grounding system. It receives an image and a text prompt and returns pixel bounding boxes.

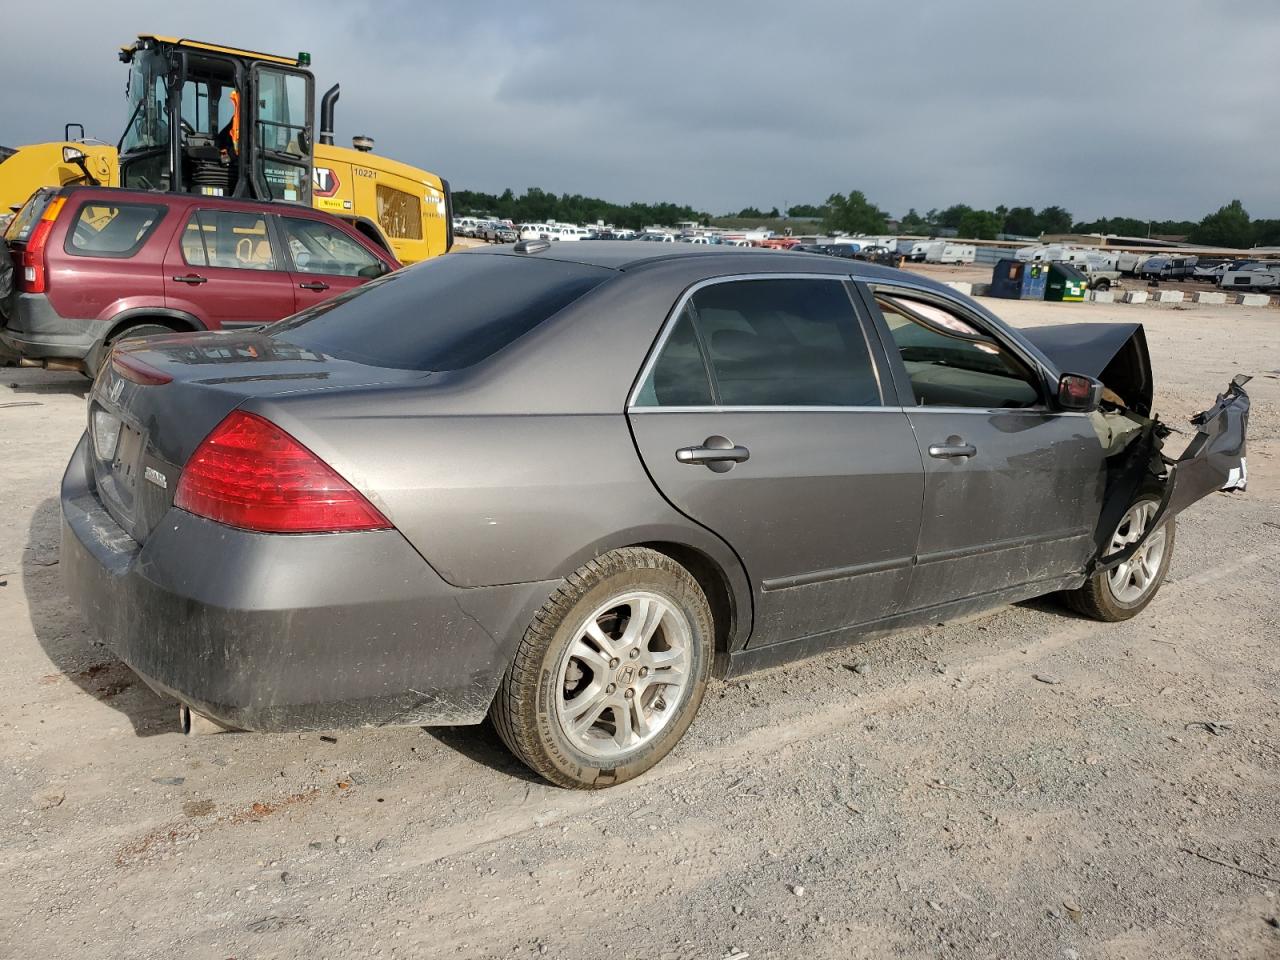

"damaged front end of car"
[1023,322,1250,575]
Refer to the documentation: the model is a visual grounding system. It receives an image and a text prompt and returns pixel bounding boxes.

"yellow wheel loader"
[0,35,451,263]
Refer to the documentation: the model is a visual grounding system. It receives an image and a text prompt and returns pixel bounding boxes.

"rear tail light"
[174,411,390,534]
[20,196,65,294]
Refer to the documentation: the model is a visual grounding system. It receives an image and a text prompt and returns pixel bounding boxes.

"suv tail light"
[20,196,65,293]
[174,411,390,533]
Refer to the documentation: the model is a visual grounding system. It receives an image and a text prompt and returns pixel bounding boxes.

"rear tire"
[1064,494,1175,621]
[491,547,714,789]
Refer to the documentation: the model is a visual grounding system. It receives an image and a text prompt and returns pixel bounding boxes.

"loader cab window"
[121,48,171,155]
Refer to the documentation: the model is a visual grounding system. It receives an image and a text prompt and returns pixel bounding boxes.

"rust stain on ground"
[115,788,323,867]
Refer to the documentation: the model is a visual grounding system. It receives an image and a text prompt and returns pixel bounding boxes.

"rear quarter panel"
[46,203,177,322]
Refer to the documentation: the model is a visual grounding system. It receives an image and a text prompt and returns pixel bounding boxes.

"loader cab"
[118,36,314,207]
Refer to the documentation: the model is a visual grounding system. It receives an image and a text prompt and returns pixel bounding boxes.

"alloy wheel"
[555,592,692,759]
[1107,500,1167,604]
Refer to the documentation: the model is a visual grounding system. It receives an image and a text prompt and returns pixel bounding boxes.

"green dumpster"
[1045,262,1087,302]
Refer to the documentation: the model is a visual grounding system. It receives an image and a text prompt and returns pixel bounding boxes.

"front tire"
[491,548,714,789]
[1065,496,1175,621]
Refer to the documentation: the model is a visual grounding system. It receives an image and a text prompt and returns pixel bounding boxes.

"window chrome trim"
[626,272,888,411]
[628,405,902,415]
[862,278,1056,385]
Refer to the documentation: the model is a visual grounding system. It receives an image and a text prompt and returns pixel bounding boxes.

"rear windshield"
[3,188,58,243]
[269,252,612,371]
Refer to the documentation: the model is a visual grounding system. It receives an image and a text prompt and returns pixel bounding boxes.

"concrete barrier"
[1124,290,1149,304]
[1237,293,1271,307]
[1153,290,1184,304]
[944,281,973,296]
[1194,291,1228,305]
[1090,290,1115,304]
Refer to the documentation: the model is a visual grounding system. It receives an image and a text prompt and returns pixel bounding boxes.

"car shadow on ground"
[423,722,546,784]
[3,368,90,398]
[25,497,173,736]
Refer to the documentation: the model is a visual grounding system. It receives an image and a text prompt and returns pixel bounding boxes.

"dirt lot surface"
[1,289,1277,959]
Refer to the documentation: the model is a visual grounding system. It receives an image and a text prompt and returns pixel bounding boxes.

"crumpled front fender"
[1093,374,1249,573]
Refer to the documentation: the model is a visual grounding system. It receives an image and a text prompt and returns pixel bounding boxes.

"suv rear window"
[269,252,612,371]
[65,202,165,257]
[3,188,58,243]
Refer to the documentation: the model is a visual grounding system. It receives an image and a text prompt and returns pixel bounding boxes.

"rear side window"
[182,210,277,270]
[269,253,611,371]
[65,202,164,257]
[633,307,713,406]
[691,278,880,407]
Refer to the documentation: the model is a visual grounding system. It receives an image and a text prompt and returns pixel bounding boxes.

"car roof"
[57,185,330,219]
[456,239,915,277]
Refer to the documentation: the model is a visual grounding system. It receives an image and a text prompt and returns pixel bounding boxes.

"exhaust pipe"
[319,83,340,146]
[16,357,86,373]
[179,704,226,736]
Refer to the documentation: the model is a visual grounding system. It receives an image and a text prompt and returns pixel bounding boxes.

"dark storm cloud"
[2,0,1277,220]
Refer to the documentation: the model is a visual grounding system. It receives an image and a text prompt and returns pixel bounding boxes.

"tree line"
[817,192,1280,248]
[456,186,1280,248]
[453,187,710,232]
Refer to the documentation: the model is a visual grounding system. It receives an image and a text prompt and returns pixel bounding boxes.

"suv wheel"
[1065,496,1175,621]
[89,323,174,379]
[491,547,714,789]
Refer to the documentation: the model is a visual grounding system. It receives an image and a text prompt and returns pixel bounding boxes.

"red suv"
[0,186,400,374]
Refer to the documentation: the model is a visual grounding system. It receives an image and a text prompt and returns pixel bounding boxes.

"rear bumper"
[0,293,100,360]
[60,434,554,731]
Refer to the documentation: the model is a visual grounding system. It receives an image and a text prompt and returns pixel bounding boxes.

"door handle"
[928,439,977,459]
[298,281,330,291]
[676,435,750,470]
[171,274,207,285]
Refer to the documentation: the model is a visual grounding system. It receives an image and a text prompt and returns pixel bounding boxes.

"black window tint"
[270,253,610,371]
[65,202,164,257]
[690,278,880,407]
[876,295,1041,409]
[634,307,712,406]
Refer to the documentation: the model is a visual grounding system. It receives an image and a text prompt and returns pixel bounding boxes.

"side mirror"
[357,262,389,279]
[1057,372,1104,413]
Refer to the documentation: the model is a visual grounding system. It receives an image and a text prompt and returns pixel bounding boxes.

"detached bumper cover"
[1094,375,1250,572]
[60,434,554,731]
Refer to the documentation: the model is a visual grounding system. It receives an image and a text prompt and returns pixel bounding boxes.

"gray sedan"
[62,243,1249,788]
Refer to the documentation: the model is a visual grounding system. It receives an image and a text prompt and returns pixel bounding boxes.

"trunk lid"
[87,329,427,544]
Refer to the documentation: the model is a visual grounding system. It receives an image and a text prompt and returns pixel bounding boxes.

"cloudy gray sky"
[3,1,1276,221]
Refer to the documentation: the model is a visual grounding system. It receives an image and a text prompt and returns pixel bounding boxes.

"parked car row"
[1,185,399,375]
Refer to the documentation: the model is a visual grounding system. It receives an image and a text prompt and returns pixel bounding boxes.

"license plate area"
[94,420,145,524]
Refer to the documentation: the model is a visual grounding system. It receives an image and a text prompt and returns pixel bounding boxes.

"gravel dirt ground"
[0,290,1277,960]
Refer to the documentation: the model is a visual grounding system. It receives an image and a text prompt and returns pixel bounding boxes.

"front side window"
[875,293,1041,409]
[65,202,164,257]
[182,210,276,270]
[280,217,381,276]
